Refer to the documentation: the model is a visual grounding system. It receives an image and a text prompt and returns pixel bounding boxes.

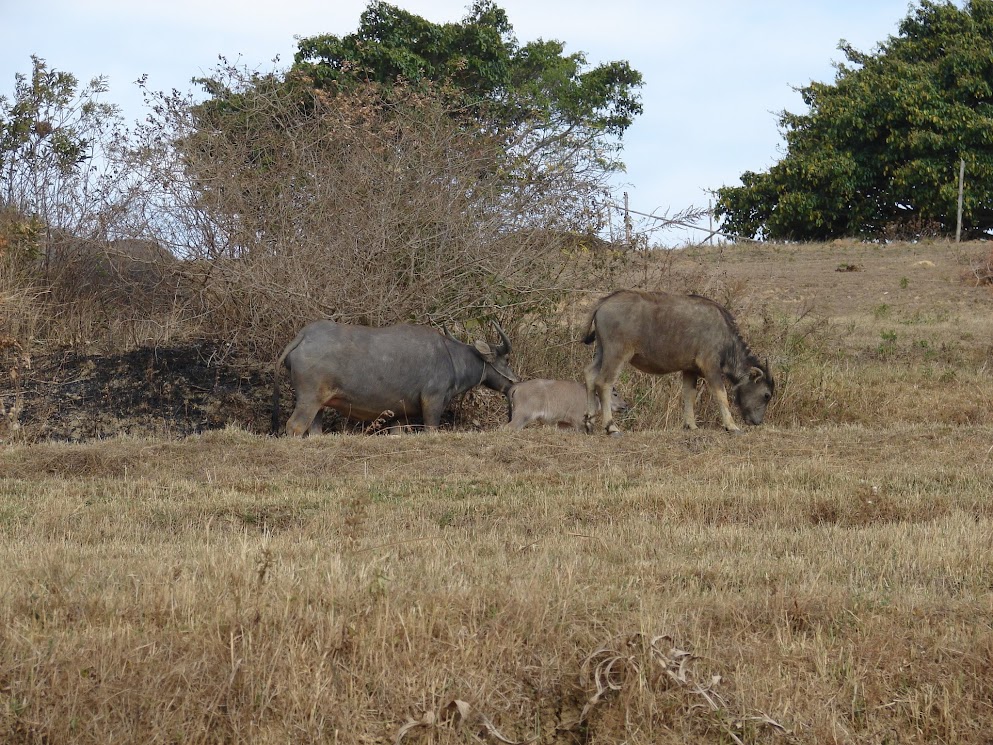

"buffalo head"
[733,360,775,425]
[471,323,518,394]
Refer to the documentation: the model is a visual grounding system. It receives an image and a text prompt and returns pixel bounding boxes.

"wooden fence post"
[623,192,633,248]
[956,158,965,243]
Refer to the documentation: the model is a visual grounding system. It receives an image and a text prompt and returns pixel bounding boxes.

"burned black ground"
[3,344,274,443]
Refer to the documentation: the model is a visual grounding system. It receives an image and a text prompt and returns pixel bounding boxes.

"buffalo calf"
[505,378,627,431]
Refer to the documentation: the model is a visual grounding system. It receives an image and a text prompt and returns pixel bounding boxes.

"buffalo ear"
[473,340,495,361]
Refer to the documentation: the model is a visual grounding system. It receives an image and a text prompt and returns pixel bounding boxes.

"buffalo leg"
[681,371,700,429]
[701,367,739,432]
[285,391,323,437]
[596,379,620,434]
[420,396,445,431]
[583,343,604,432]
[309,410,324,436]
[504,412,528,431]
[588,350,631,435]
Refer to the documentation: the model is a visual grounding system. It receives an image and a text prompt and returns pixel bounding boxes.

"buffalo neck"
[721,334,760,387]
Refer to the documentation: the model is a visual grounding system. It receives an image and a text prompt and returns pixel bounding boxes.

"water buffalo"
[582,290,774,435]
[504,379,628,431]
[273,321,518,436]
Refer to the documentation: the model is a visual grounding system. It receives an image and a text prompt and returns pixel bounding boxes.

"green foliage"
[292,1,643,154]
[1,56,123,246]
[715,0,993,240]
[295,1,513,100]
[878,329,899,357]
[1,56,113,190]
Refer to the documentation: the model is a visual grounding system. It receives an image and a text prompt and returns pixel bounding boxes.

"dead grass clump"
[964,244,993,286]
[33,447,136,479]
[0,335,30,440]
[575,633,796,744]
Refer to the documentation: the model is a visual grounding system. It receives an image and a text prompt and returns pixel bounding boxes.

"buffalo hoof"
[607,428,623,438]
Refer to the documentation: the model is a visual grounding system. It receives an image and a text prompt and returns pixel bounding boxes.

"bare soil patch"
[4,344,273,442]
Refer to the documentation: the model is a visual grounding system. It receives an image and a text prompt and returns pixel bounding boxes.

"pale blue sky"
[2,0,920,240]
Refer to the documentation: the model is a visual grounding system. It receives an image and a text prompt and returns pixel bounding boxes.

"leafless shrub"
[129,63,637,360]
[575,633,797,743]
[0,59,185,353]
[966,245,993,286]
[883,215,943,242]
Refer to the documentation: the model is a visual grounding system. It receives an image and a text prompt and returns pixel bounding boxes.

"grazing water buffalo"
[273,321,518,436]
[582,290,774,435]
[504,379,628,431]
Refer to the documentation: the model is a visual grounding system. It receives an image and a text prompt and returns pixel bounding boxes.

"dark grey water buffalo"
[273,321,518,436]
[582,290,774,435]
[504,379,628,431]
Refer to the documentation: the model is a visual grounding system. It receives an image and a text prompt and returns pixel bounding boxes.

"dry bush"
[883,214,943,241]
[1,236,187,353]
[130,68,637,361]
[0,207,46,345]
[967,244,993,285]
[0,65,191,355]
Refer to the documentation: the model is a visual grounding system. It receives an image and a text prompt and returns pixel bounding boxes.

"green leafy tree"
[0,56,128,259]
[293,0,643,170]
[715,0,993,241]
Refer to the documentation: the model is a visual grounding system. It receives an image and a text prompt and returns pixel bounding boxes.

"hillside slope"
[2,240,991,441]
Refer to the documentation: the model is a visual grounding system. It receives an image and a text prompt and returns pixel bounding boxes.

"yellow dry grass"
[2,425,993,744]
[2,240,993,744]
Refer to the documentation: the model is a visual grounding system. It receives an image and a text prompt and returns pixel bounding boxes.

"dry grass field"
[2,240,993,744]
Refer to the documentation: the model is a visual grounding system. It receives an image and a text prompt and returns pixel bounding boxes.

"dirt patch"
[2,344,274,443]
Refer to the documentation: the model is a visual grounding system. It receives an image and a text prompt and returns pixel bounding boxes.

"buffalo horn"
[493,322,512,355]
